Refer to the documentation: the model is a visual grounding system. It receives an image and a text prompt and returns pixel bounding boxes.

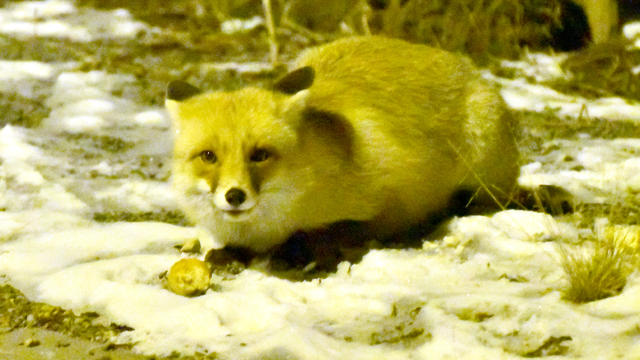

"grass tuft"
[558,222,639,303]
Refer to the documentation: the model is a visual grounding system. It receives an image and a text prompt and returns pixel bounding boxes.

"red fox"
[165,36,519,253]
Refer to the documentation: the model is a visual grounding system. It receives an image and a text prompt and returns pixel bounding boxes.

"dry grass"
[75,0,567,61]
[558,222,639,303]
[560,40,640,101]
[369,0,563,60]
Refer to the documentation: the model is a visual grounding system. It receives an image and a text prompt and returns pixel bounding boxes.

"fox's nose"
[225,188,246,206]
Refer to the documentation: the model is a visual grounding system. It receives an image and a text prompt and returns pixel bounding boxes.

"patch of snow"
[92,181,178,213]
[2,210,637,359]
[47,71,137,107]
[109,8,146,38]
[499,52,570,83]
[134,110,169,128]
[221,16,264,34]
[487,74,640,122]
[37,183,92,214]
[43,71,151,133]
[0,0,147,42]
[520,138,640,203]
[0,60,55,81]
[0,18,91,42]
[0,125,42,161]
[0,210,90,239]
[0,222,200,292]
[197,61,274,78]
[59,115,106,133]
[623,21,640,49]
[0,60,78,97]
[9,0,76,20]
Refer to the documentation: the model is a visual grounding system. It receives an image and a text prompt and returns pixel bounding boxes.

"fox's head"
[165,67,347,251]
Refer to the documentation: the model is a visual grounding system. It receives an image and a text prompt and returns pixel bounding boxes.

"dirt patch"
[0,327,152,360]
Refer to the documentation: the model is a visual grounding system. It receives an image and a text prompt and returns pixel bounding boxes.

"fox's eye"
[250,148,270,163]
[200,150,217,163]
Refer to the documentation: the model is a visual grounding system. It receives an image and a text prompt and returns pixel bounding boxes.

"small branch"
[262,0,278,65]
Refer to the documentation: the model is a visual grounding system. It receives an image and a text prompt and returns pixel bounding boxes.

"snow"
[221,16,264,34]
[484,74,640,122]
[0,0,146,41]
[519,138,640,203]
[0,60,55,80]
[624,22,640,49]
[0,1,639,358]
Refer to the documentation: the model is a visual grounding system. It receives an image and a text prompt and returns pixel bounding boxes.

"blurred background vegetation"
[0,0,629,103]
[75,0,582,60]
[62,0,640,101]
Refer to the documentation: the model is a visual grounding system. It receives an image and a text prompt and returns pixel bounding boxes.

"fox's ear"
[273,66,315,94]
[165,81,201,125]
[167,80,201,101]
[276,67,314,127]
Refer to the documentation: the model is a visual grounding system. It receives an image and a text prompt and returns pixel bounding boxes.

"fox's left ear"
[273,66,315,94]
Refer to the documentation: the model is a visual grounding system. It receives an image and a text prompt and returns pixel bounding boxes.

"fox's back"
[292,37,519,231]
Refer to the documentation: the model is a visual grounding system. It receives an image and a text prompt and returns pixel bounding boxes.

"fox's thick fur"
[166,36,519,252]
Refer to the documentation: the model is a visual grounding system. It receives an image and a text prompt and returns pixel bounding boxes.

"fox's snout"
[225,188,247,206]
[213,185,256,212]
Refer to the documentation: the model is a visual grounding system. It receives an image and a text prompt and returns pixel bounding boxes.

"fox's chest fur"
[166,36,519,252]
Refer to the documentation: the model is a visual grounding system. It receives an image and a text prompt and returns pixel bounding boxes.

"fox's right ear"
[274,67,314,127]
[165,81,201,124]
[273,66,315,95]
[167,80,201,101]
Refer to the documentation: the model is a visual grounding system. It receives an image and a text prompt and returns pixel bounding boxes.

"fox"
[165,36,520,254]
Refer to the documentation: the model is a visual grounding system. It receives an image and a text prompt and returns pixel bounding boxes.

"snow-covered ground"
[2,1,640,359]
